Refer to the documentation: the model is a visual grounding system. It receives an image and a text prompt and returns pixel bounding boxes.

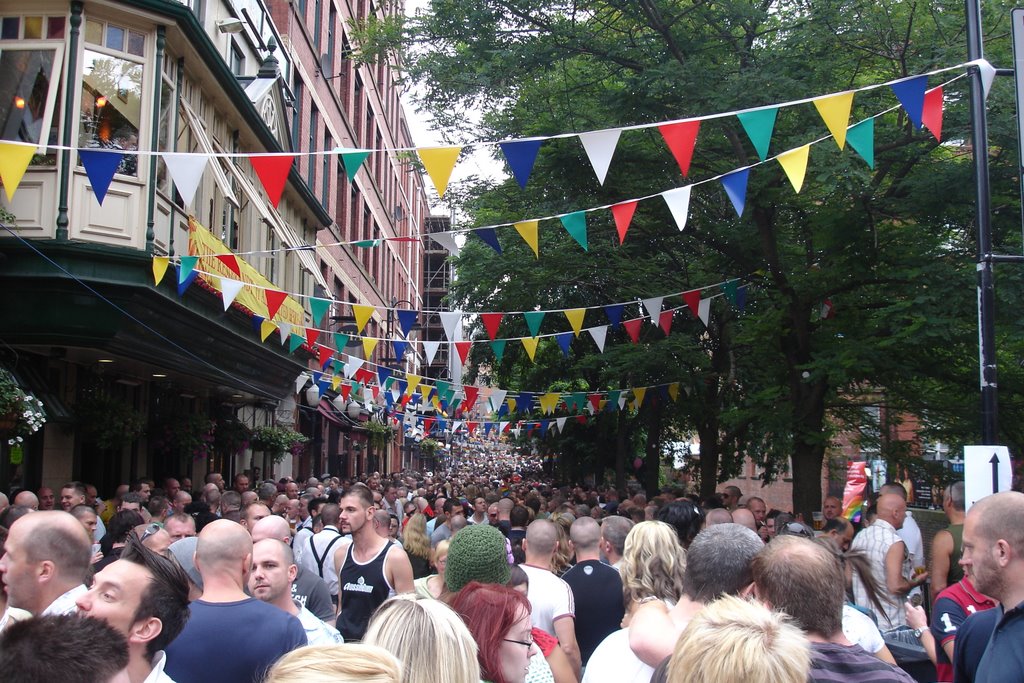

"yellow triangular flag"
[668,383,680,402]
[564,308,586,337]
[417,146,463,198]
[331,375,343,391]
[405,373,422,396]
[776,145,810,193]
[419,384,433,402]
[507,398,517,413]
[521,337,539,362]
[153,257,170,285]
[514,220,539,258]
[0,142,37,201]
[540,392,560,414]
[352,304,375,333]
[813,92,854,149]
[362,336,379,359]
[259,320,277,342]
[633,387,647,407]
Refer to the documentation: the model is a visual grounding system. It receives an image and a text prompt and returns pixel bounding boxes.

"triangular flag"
[249,154,295,208]
[514,220,539,258]
[922,87,943,142]
[698,298,712,327]
[439,311,463,341]
[344,356,363,378]
[490,339,507,363]
[431,231,461,256]
[642,296,664,322]
[890,75,928,129]
[214,254,241,276]
[220,278,245,311]
[417,146,463,198]
[668,383,680,402]
[463,386,479,411]
[499,139,543,189]
[352,304,375,333]
[610,201,638,244]
[604,304,624,329]
[540,393,561,414]
[521,337,540,362]
[422,340,441,365]
[658,120,700,177]
[776,145,810,193]
[736,108,778,161]
[362,337,379,359]
[633,387,648,408]
[720,168,749,217]
[560,211,588,251]
[0,142,37,202]
[846,118,875,169]
[278,322,293,345]
[564,309,586,336]
[340,382,353,401]
[813,92,855,149]
[737,285,748,311]
[331,375,342,391]
[177,265,198,296]
[578,128,621,185]
[659,310,674,336]
[555,332,573,357]
[309,297,331,326]
[377,367,393,388]
[454,341,472,364]
[178,256,198,283]
[289,333,305,353]
[623,318,642,343]
[663,186,692,231]
[556,416,568,433]
[392,339,407,361]
[481,312,504,340]
[975,58,996,100]
[587,325,608,352]
[683,290,700,316]
[78,150,123,205]
[523,311,546,337]
[294,372,310,395]
[265,289,288,320]
[339,149,371,181]
[317,345,333,368]
[334,332,350,351]
[396,309,419,337]
[153,257,170,285]
[161,153,208,207]
[489,389,507,412]
[474,227,502,254]
[260,319,277,342]
[721,280,739,305]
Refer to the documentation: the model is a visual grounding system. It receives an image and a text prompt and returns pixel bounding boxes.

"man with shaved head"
[163,520,305,682]
[0,511,92,616]
[562,516,624,666]
[12,489,38,510]
[522,518,581,676]
[250,515,334,621]
[850,492,928,630]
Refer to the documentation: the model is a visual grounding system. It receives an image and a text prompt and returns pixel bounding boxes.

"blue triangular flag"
[396,309,418,337]
[176,266,198,296]
[385,391,394,408]
[539,419,550,437]
[499,139,543,189]
[377,366,392,387]
[393,340,407,361]
[556,332,573,358]
[484,422,494,436]
[604,304,624,330]
[519,392,534,413]
[317,378,330,394]
[436,417,447,432]
[497,403,508,418]
[474,227,502,254]
[890,75,928,130]
[251,315,264,334]
[736,285,748,311]
[396,379,408,395]
[720,169,750,217]
[312,371,323,385]
[79,150,124,205]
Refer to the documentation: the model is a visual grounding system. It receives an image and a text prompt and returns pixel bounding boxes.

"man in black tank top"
[333,484,414,640]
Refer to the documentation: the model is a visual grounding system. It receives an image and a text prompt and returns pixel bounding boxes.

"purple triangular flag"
[79,150,124,205]
[890,75,928,130]
[720,168,750,217]
[499,139,543,189]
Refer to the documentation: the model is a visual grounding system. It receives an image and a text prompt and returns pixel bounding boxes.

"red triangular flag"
[250,154,295,208]
[588,393,602,411]
[215,254,241,276]
[423,417,435,434]
[659,310,674,336]
[340,382,353,400]
[371,385,380,400]
[467,421,479,434]
[266,289,288,320]
[922,86,943,142]
[623,318,642,343]
[658,120,701,177]
[455,341,472,364]
[355,368,375,385]
[463,386,480,411]
[481,312,504,340]
[502,422,512,433]
[682,290,700,317]
[611,201,638,244]
[316,345,332,367]
[305,328,320,348]
[400,394,412,408]
[576,415,587,424]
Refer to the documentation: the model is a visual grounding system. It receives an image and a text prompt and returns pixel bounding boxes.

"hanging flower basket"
[76,392,145,450]
[0,370,47,442]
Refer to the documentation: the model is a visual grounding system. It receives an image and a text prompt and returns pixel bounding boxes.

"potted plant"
[214,419,252,457]
[365,420,395,450]
[419,437,441,456]
[0,369,47,446]
[251,425,308,464]
[76,392,145,450]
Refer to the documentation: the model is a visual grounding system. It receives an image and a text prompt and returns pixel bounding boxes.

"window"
[230,41,244,75]
[307,108,318,189]
[155,56,176,194]
[322,132,330,207]
[326,6,336,74]
[313,0,322,51]
[291,80,302,150]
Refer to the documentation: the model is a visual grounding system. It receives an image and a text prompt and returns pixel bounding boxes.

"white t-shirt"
[520,564,575,634]
[582,628,653,683]
[842,604,886,654]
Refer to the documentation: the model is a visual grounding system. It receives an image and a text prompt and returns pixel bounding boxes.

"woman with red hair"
[450,581,537,683]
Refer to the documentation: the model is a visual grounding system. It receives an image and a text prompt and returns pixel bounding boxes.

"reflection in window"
[0,48,64,163]
[79,49,143,176]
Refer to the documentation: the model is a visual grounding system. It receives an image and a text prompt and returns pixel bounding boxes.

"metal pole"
[965,0,999,443]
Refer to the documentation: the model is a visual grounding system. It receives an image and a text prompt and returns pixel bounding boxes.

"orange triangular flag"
[813,92,855,150]
[417,147,463,198]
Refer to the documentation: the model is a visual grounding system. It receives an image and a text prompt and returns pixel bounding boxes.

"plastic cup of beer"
[812,511,824,530]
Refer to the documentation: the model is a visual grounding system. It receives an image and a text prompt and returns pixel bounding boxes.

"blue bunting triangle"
[377,367,392,387]
[393,340,407,361]
[499,139,544,189]
[736,286,748,311]
[176,266,198,296]
[474,227,502,253]
[604,304,624,330]
[484,422,494,436]
[79,150,124,205]
[251,315,265,334]
[556,332,573,358]
[890,75,928,129]
[720,168,750,217]
[539,420,550,437]
[518,392,534,413]
[396,309,419,337]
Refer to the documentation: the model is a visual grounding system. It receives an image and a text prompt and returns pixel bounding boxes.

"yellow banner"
[188,216,303,326]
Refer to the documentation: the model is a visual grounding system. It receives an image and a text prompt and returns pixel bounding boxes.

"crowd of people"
[0,462,1021,683]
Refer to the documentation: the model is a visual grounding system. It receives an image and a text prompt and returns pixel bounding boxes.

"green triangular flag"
[334,332,350,351]
[606,390,621,411]
[288,333,305,353]
[736,108,778,162]
[435,380,452,404]
[720,280,739,306]
[178,256,198,284]
[354,239,381,248]
[309,297,331,326]
[340,150,371,181]
[491,339,507,363]
[846,118,874,169]
[523,311,546,337]
[560,211,588,251]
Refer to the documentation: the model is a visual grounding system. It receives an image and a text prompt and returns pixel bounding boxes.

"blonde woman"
[550,513,574,575]
[364,594,480,683]
[582,521,686,683]
[262,643,401,683]
[414,539,450,599]
[403,513,433,579]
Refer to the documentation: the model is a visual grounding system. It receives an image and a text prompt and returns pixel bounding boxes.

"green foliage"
[365,421,396,450]
[76,392,146,450]
[419,437,442,455]
[251,426,308,464]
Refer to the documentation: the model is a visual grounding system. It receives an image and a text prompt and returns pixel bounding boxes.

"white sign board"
[1013,9,1024,170]
[963,445,1012,510]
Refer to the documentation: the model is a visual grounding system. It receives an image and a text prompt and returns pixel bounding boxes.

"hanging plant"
[76,392,145,450]
[365,420,395,450]
[214,419,252,456]
[151,414,216,461]
[251,425,308,464]
[419,437,441,455]
[0,370,47,446]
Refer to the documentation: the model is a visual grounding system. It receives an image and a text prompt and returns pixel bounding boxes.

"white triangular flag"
[294,372,310,395]
[618,395,627,410]
[220,278,245,311]
[971,58,996,100]
[698,298,711,327]
[390,384,401,401]
[344,356,364,379]
[663,185,693,231]
[642,296,664,323]
[587,325,608,352]
[578,128,621,185]
[452,421,464,434]
[439,311,463,341]
[278,322,292,345]
[162,153,209,207]
[499,421,509,434]
[511,427,522,438]
[431,231,461,256]
[489,388,507,413]
[422,340,441,366]
[556,416,567,433]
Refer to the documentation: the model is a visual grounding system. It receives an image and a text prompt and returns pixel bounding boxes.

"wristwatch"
[912,628,924,639]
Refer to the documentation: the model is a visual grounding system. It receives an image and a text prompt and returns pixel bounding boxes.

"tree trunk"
[615,410,628,492]
[644,399,664,497]
[697,421,720,499]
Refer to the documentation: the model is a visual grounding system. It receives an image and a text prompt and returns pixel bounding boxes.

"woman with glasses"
[450,581,537,683]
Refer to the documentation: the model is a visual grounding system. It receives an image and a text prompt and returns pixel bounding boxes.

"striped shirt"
[850,519,911,629]
[810,642,916,682]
